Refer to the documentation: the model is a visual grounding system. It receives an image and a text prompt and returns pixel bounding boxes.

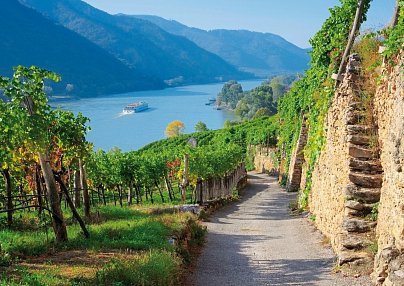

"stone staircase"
[338,54,384,266]
[339,56,384,266]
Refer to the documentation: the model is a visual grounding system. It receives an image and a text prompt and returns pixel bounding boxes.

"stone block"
[345,184,381,203]
[349,158,383,173]
[345,200,374,211]
[343,218,376,233]
[348,144,376,159]
[347,134,370,146]
[347,124,371,135]
[349,102,366,111]
[349,172,383,188]
[339,250,373,265]
[346,110,366,125]
[341,234,365,250]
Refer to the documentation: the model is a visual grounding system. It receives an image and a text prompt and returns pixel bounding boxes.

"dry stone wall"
[309,54,382,270]
[286,118,308,191]
[372,51,404,286]
[251,145,278,174]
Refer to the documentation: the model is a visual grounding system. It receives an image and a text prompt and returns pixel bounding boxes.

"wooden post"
[335,0,366,83]
[181,153,189,202]
[55,175,89,238]
[79,159,90,219]
[390,0,400,27]
[2,169,13,227]
[73,169,81,208]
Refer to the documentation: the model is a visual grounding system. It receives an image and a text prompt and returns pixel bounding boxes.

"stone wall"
[309,54,382,270]
[286,118,308,191]
[251,145,278,174]
[372,52,404,286]
[309,66,355,256]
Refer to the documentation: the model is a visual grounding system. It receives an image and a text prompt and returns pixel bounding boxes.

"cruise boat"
[123,101,148,114]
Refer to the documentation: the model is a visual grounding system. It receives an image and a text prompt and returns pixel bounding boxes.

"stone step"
[348,144,378,160]
[345,110,366,125]
[349,172,383,188]
[339,250,373,266]
[343,218,377,233]
[340,233,368,250]
[345,200,375,217]
[345,183,381,203]
[347,134,371,146]
[349,158,383,173]
[348,102,366,111]
[347,124,372,135]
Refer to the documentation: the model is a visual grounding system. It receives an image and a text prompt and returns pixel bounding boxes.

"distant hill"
[134,15,311,77]
[0,0,162,97]
[19,0,250,87]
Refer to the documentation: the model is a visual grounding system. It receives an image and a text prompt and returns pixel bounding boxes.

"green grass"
[96,251,181,286]
[0,205,205,285]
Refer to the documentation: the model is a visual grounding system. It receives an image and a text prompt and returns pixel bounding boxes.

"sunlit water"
[52,80,263,151]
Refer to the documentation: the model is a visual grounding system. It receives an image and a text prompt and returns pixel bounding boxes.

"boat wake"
[116,111,133,118]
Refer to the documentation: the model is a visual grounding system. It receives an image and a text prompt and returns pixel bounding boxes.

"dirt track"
[190,172,371,286]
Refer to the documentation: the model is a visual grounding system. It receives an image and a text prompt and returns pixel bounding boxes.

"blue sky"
[82,0,395,48]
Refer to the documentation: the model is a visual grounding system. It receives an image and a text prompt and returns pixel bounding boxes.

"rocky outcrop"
[372,51,404,286]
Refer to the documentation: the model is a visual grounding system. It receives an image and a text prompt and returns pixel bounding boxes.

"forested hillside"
[217,75,296,119]
[0,0,162,96]
[19,0,250,87]
[133,15,310,76]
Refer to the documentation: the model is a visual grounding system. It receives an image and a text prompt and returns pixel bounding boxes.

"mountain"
[19,0,250,86]
[0,0,162,97]
[133,15,311,77]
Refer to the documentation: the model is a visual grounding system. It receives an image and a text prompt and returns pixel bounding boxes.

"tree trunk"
[148,187,154,204]
[154,179,165,203]
[164,175,173,202]
[73,169,81,208]
[55,175,89,238]
[38,153,68,242]
[117,185,123,207]
[134,183,140,204]
[101,185,106,206]
[79,159,90,219]
[35,165,43,215]
[2,169,13,227]
[128,181,133,206]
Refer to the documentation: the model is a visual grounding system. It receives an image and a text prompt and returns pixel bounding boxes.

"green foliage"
[383,1,404,58]
[368,240,378,255]
[277,0,371,207]
[218,76,296,120]
[0,266,69,286]
[95,251,180,286]
[370,202,379,221]
[217,80,243,109]
[195,121,209,132]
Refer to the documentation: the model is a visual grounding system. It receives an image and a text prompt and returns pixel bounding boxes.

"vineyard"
[1,0,401,284]
[0,66,277,284]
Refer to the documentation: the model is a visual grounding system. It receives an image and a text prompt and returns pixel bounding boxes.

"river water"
[52,80,263,151]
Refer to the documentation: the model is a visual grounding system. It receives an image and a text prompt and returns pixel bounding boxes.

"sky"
[82,0,396,48]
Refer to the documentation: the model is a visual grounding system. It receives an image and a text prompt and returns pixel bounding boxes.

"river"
[52,80,263,151]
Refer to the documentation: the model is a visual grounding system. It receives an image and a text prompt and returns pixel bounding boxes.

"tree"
[165,120,185,138]
[0,66,68,242]
[195,121,208,132]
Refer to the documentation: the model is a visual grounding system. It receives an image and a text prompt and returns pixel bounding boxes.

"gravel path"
[190,172,371,286]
